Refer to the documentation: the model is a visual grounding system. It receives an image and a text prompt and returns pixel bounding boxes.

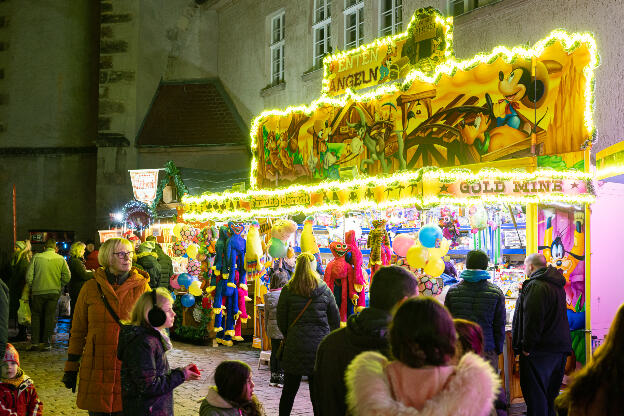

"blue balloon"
[419,224,443,248]
[181,293,196,308]
[170,291,176,301]
[178,273,192,288]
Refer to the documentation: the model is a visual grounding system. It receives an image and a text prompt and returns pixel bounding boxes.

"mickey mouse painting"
[496,59,562,129]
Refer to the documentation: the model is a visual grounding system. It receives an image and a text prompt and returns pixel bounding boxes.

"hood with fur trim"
[346,351,499,416]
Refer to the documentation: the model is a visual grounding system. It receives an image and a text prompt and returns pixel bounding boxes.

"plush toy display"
[212,226,236,345]
[345,230,366,312]
[301,216,324,275]
[367,219,390,276]
[245,221,264,279]
[324,242,356,323]
[268,219,297,258]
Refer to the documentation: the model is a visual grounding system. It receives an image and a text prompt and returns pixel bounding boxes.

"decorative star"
[439,184,449,192]
[570,182,579,188]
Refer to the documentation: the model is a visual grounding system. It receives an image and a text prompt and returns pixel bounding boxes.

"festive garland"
[121,200,153,231]
[171,295,212,341]
[150,160,190,215]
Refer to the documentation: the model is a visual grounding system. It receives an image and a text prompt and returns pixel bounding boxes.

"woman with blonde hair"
[8,240,32,341]
[118,288,200,415]
[276,252,339,415]
[67,241,93,319]
[62,237,150,415]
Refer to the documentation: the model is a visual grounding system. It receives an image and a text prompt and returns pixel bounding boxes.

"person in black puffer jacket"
[67,242,93,319]
[445,250,506,372]
[118,288,200,415]
[512,253,571,416]
[313,266,418,416]
[136,242,162,289]
[277,252,340,416]
[146,237,173,289]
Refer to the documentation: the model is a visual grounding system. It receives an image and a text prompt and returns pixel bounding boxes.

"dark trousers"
[279,373,316,416]
[31,293,60,345]
[519,351,567,416]
[270,338,282,374]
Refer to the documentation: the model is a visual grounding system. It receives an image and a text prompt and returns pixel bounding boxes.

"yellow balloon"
[423,256,445,277]
[406,245,429,269]
[188,280,202,296]
[428,239,450,258]
[173,223,183,239]
[186,243,199,259]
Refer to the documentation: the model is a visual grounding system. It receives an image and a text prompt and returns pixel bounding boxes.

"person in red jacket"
[84,240,101,271]
[0,343,43,416]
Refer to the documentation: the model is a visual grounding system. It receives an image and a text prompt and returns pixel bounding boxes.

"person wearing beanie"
[444,250,506,373]
[136,241,162,289]
[0,343,43,415]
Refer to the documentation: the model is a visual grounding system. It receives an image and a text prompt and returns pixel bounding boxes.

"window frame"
[378,0,402,37]
[343,0,364,50]
[312,0,332,67]
[270,11,285,84]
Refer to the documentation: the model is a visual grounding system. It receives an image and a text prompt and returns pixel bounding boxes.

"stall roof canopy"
[136,79,248,147]
[177,167,249,195]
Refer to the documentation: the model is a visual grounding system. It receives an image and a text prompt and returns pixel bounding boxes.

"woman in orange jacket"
[61,237,150,415]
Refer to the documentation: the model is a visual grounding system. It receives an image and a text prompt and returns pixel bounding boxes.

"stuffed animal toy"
[301,216,324,275]
[324,242,356,323]
[345,230,366,312]
[367,219,390,276]
[269,219,298,258]
[245,221,264,279]
[212,225,236,345]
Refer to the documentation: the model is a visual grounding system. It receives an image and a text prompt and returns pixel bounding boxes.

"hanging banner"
[129,169,160,204]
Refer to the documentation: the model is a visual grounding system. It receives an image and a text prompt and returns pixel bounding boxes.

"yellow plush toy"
[245,221,264,278]
[301,216,320,254]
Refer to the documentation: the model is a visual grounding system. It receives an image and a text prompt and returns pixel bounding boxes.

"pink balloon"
[392,234,415,258]
[170,274,181,290]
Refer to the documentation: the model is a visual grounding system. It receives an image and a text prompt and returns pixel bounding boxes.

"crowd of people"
[0,236,623,415]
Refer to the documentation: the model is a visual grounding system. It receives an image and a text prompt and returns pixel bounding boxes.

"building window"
[449,0,497,17]
[344,0,364,50]
[379,0,402,37]
[270,12,285,83]
[313,0,332,67]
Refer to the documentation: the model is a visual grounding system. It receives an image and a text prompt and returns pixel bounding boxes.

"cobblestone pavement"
[12,319,312,415]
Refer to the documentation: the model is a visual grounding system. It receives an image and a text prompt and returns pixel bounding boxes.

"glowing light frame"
[247,28,598,190]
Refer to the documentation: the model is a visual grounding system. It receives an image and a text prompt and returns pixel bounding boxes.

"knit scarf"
[460,269,491,282]
[1,368,24,386]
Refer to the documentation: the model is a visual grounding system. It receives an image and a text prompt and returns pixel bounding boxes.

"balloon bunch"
[170,272,203,307]
[469,205,488,233]
[403,224,450,278]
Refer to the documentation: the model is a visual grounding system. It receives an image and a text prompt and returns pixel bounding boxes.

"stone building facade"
[0,0,622,249]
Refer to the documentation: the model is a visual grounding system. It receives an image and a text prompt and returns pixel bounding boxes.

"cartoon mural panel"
[538,207,586,364]
[254,38,594,189]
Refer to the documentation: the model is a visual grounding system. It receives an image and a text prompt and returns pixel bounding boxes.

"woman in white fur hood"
[346,297,500,416]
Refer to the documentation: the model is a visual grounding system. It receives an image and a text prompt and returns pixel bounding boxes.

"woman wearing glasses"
[61,237,150,416]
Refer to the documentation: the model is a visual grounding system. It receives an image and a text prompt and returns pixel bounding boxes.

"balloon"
[170,291,176,301]
[423,256,445,277]
[173,223,184,239]
[419,224,443,248]
[392,234,415,257]
[428,238,451,258]
[169,274,180,290]
[418,275,442,296]
[268,238,287,258]
[172,241,187,257]
[469,205,488,230]
[177,273,192,289]
[181,293,196,308]
[406,245,429,269]
[186,259,201,277]
[189,280,202,296]
[186,243,199,259]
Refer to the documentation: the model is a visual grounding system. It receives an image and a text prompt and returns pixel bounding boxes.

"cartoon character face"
[498,68,527,104]
[372,219,386,228]
[329,242,349,258]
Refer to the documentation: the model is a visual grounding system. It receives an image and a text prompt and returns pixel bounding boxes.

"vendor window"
[379,0,402,37]
[344,0,363,50]
[270,11,285,84]
[313,0,332,68]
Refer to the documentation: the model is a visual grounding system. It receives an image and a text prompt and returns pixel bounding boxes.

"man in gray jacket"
[25,239,71,350]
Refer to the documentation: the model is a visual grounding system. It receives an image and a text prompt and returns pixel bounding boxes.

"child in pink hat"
[0,343,43,415]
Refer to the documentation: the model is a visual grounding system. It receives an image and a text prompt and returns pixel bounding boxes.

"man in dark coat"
[445,250,506,371]
[512,253,571,416]
[146,236,173,288]
[136,242,162,289]
[313,266,418,416]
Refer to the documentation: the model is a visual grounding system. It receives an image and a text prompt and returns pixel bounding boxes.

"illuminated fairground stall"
[174,8,600,407]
